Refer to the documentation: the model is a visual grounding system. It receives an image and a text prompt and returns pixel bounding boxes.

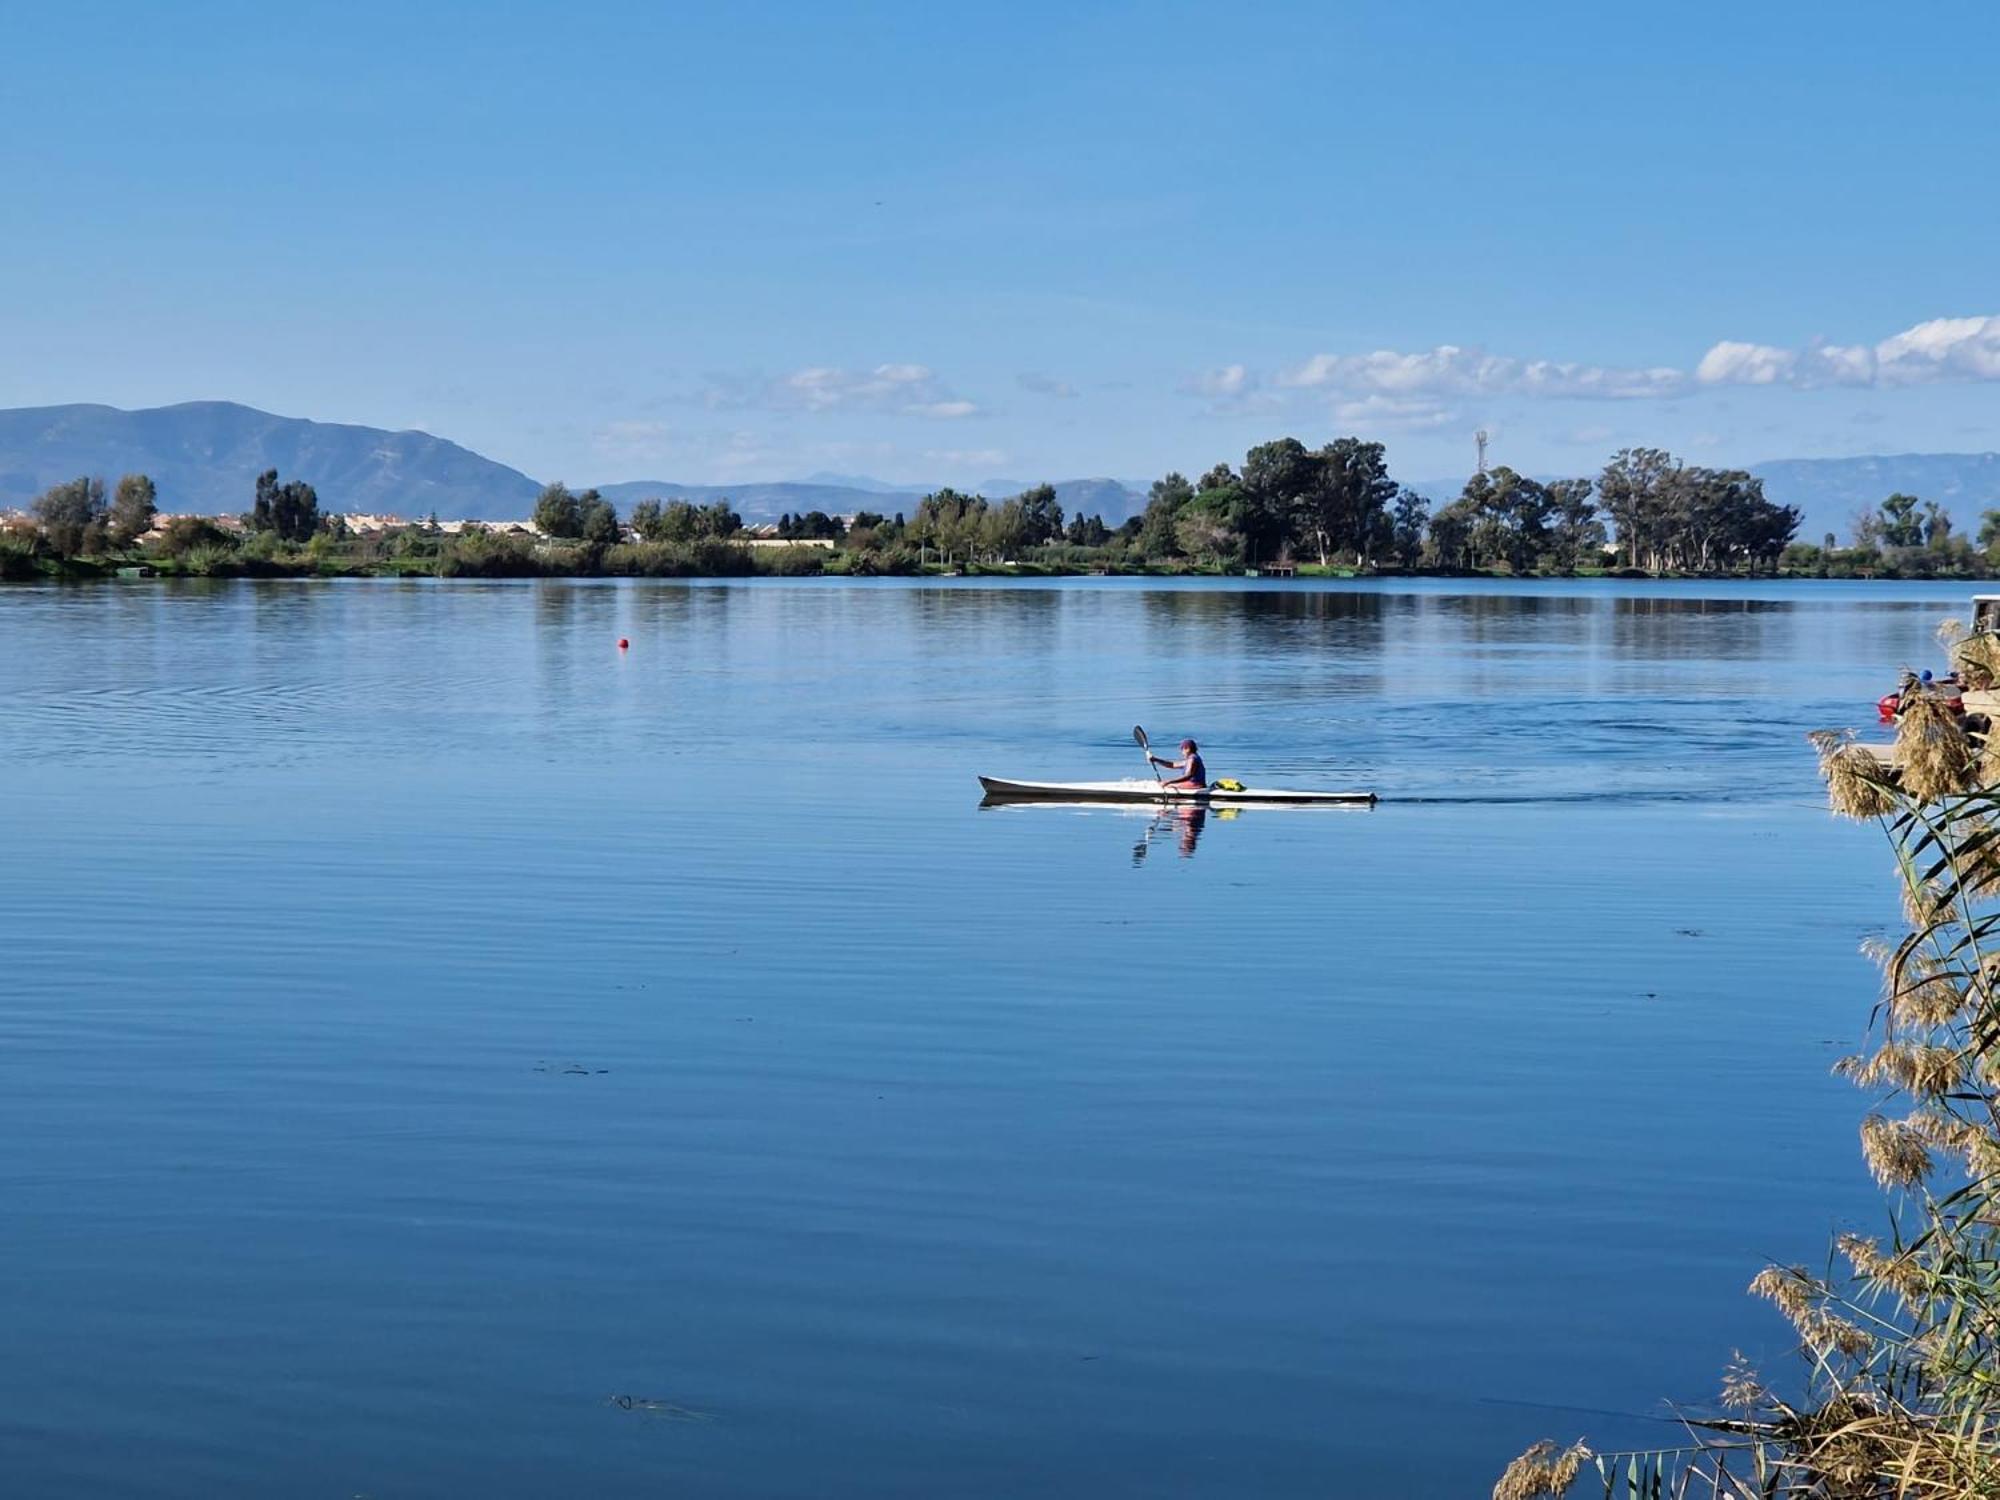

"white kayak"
[978,776,1376,807]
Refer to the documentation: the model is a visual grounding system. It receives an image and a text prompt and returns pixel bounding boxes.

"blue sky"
[5,0,1997,487]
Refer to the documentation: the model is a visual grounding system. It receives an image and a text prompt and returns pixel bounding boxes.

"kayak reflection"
[980,792,1242,863]
[1131,806,1208,864]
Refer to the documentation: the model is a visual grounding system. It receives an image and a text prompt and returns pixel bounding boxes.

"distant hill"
[1749,453,2000,544]
[798,471,924,496]
[0,401,541,517]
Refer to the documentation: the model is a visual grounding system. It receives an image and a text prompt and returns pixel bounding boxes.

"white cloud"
[1332,394,1458,431]
[1694,316,2000,390]
[1017,372,1078,399]
[1182,363,1253,398]
[1279,345,1684,401]
[1694,341,1794,386]
[700,363,981,418]
[1200,314,2000,415]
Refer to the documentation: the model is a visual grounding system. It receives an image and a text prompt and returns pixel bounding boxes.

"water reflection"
[1132,805,1209,863]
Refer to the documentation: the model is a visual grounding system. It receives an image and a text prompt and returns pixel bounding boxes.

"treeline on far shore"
[7,439,2000,583]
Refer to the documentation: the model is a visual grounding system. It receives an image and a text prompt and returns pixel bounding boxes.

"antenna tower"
[1474,429,1490,475]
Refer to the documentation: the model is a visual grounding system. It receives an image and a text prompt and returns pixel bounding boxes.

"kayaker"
[1149,737,1208,790]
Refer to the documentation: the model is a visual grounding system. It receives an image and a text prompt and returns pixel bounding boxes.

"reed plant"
[1499,699,2000,1498]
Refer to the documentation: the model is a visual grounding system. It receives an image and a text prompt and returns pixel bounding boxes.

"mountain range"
[0,402,543,519]
[0,400,1995,543]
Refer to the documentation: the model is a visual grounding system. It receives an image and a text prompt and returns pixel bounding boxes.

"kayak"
[978,776,1376,807]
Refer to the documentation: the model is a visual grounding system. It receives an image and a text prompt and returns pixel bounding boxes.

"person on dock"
[1149,737,1207,790]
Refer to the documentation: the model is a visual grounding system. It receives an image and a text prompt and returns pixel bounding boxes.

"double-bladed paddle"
[1133,724,1162,783]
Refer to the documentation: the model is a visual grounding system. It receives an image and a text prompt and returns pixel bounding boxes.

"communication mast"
[1474,429,1490,475]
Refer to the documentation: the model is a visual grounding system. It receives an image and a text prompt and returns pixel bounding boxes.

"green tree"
[245,469,321,543]
[1546,478,1603,572]
[635,499,701,542]
[1923,500,1953,546]
[1424,499,1475,569]
[151,515,235,559]
[32,476,107,557]
[1389,486,1429,567]
[533,483,583,538]
[1013,483,1064,545]
[1453,467,1555,572]
[1173,510,1235,566]
[577,490,620,545]
[1598,447,1675,568]
[1879,492,1924,549]
[108,474,158,546]
[1137,472,1194,559]
[908,488,986,559]
[980,498,1030,558]
[779,509,844,540]
[1307,437,1398,565]
[1978,510,2000,558]
[694,500,741,538]
[1066,513,1111,546]
[1239,437,1315,554]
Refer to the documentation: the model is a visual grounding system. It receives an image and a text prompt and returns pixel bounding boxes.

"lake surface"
[0,576,1961,1497]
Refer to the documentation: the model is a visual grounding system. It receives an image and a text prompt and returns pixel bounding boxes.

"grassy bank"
[7,533,1993,586]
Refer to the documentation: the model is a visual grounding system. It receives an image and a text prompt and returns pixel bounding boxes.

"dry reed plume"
[1953,631,2000,691]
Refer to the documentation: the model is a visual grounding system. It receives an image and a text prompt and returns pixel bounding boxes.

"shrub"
[437,529,543,578]
[599,539,758,578]
[0,530,39,580]
[754,545,827,577]
[149,516,237,559]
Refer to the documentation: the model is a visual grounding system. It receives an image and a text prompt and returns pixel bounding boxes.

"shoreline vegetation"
[1500,642,2000,1500]
[7,437,2000,585]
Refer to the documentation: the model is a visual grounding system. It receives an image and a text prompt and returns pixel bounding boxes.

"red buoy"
[618,638,629,650]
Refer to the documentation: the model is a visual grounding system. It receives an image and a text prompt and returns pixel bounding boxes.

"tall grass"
[1499,697,2000,1498]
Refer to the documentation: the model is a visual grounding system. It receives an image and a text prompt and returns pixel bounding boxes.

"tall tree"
[32,476,107,557]
[1598,447,1676,569]
[1389,486,1429,567]
[1137,473,1194,559]
[576,490,620,546]
[1546,478,1603,572]
[108,473,158,546]
[1320,438,1400,565]
[1013,483,1064,545]
[1879,493,1924,549]
[245,469,320,542]
[1460,467,1556,573]
[1923,500,1953,546]
[1424,499,1475,570]
[533,482,583,538]
[694,500,741,538]
[1238,438,1317,563]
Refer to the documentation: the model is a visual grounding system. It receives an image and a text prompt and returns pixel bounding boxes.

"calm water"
[0,576,1960,1497]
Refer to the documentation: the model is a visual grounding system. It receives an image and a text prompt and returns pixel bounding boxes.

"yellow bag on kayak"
[1213,778,1244,792]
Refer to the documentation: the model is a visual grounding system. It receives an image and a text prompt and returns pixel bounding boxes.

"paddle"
[1133,724,1162,783]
